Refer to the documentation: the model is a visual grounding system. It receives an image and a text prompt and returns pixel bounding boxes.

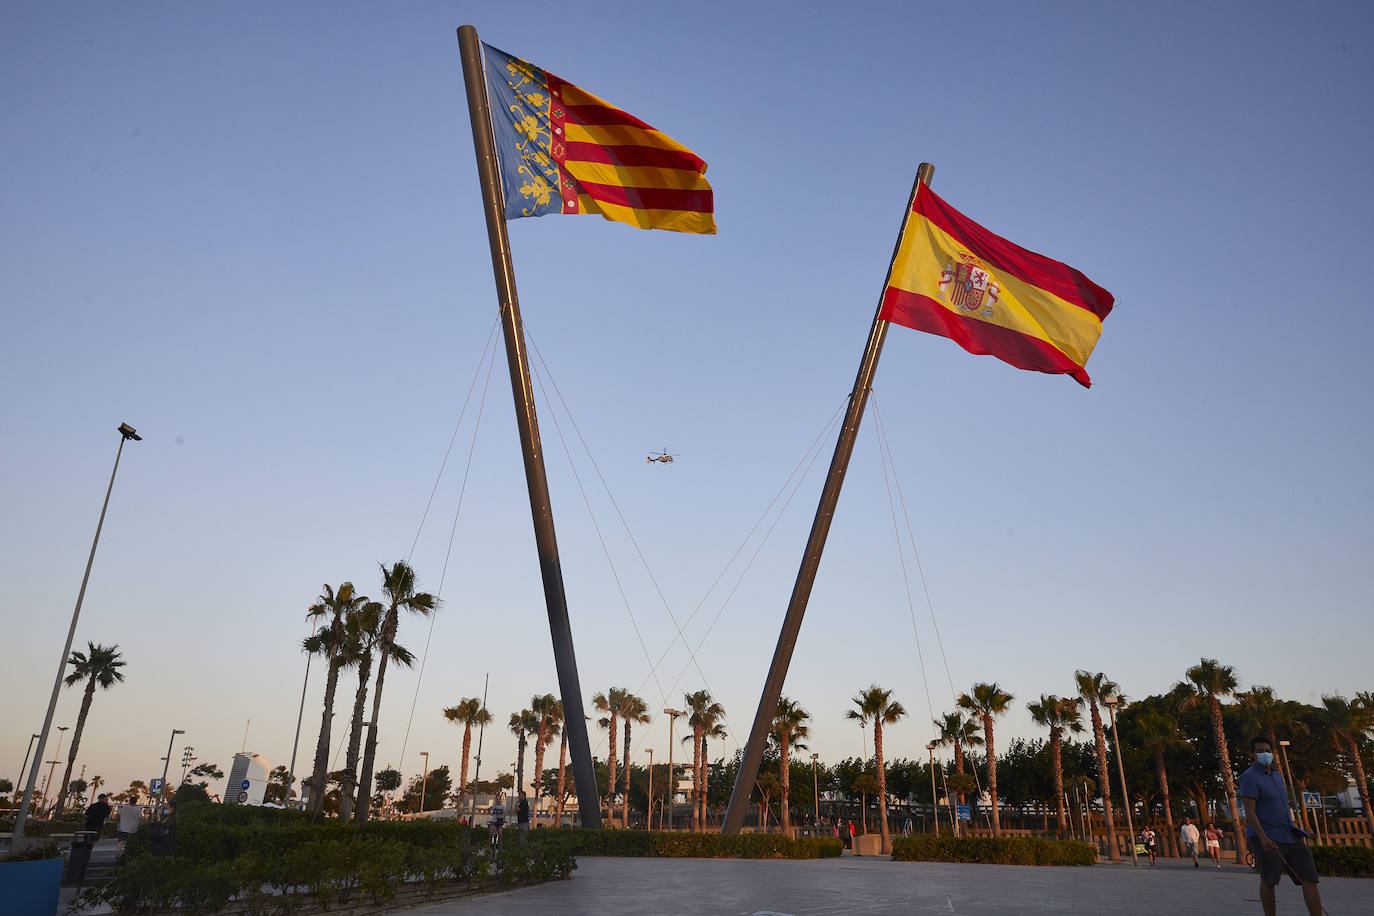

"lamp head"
[118,422,142,441]
[926,741,937,750]
[1103,695,1118,708]
[1278,739,1290,747]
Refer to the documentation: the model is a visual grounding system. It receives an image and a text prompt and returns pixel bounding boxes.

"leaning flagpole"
[456,25,601,829]
[722,163,934,836]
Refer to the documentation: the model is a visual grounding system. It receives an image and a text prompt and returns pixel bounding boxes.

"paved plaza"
[404,854,1369,916]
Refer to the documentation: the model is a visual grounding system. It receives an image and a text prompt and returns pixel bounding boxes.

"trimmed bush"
[1312,844,1374,878]
[891,835,1096,866]
[81,804,578,915]
[563,828,842,859]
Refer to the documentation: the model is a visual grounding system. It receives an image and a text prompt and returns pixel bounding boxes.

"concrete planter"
[0,857,62,916]
[853,834,884,856]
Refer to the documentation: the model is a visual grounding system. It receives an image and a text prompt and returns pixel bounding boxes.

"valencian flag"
[481,43,715,235]
[880,184,1113,387]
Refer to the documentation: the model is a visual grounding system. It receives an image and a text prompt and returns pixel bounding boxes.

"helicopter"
[646,448,676,464]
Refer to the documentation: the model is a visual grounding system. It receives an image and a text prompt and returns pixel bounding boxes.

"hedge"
[890,835,1097,866]
[81,803,578,915]
[562,828,843,859]
[1312,844,1374,878]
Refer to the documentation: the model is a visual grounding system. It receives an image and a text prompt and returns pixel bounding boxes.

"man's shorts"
[1182,841,1197,855]
[1249,837,1319,887]
[117,831,133,841]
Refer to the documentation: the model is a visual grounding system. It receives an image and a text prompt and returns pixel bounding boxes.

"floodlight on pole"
[420,752,430,814]
[160,729,185,801]
[645,748,654,830]
[811,753,820,823]
[926,742,939,835]
[9,423,141,851]
[663,708,683,833]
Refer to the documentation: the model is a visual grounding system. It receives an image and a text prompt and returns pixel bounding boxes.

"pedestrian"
[902,816,912,837]
[1205,822,1223,867]
[1142,826,1158,865]
[1180,817,1201,867]
[149,801,177,858]
[516,790,531,840]
[115,800,143,856]
[1239,736,1322,916]
[83,793,112,834]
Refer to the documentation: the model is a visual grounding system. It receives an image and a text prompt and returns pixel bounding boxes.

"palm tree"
[1027,694,1083,836]
[1135,710,1187,856]
[957,683,1013,838]
[509,708,539,798]
[355,562,437,822]
[1237,686,1312,833]
[849,685,905,853]
[1075,669,1122,860]
[305,582,365,813]
[339,602,412,820]
[530,693,557,811]
[620,693,650,828]
[54,643,125,815]
[593,688,627,819]
[1321,694,1374,838]
[442,697,491,810]
[1182,658,1245,863]
[933,712,983,797]
[769,696,810,833]
[683,690,725,832]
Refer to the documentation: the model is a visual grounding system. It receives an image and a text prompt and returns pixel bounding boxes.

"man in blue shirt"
[1238,736,1321,916]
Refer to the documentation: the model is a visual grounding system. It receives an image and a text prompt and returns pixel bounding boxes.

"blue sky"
[3,1,1371,801]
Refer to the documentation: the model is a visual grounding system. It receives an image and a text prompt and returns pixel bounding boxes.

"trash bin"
[62,831,98,886]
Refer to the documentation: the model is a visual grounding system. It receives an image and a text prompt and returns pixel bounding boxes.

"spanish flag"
[880,184,1113,387]
[482,43,714,235]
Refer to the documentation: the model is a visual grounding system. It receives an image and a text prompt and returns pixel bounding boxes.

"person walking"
[516,790,531,840]
[1205,822,1223,867]
[115,801,143,856]
[1180,817,1201,867]
[1142,826,1158,865]
[1239,737,1322,916]
[83,793,112,833]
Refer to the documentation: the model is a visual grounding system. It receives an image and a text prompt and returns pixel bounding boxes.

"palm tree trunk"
[339,652,373,821]
[516,732,528,797]
[556,732,568,822]
[1155,749,1177,857]
[354,610,397,823]
[1051,730,1066,835]
[1090,703,1119,860]
[308,615,345,813]
[56,678,97,815]
[605,716,618,824]
[459,725,473,810]
[1209,696,1244,863]
[983,716,1000,837]
[780,734,791,833]
[533,724,548,809]
[875,721,892,852]
[621,717,632,829]
[1347,737,1374,839]
[691,725,702,832]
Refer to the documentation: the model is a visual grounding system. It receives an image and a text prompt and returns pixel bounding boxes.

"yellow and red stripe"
[546,76,715,234]
[879,184,1113,387]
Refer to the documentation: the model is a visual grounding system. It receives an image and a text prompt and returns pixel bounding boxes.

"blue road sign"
[1303,791,1321,808]
[956,804,971,821]
[150,778,164,795]
[241,779,251,791]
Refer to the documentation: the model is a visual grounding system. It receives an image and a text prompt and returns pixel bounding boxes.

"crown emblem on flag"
[938,256,999,318]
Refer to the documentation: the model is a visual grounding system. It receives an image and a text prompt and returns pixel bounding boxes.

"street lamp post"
[10,423,140,851]
[645,749,654,830]
[285,617,318,811]
[1104,696,1137,866]
[926,742,939,836]
[15,734,40,805]
[1276,739,1310,838]
[811,753,820,824]
[160,729,185,803]
[40,727,69,815]
[419,752,430,814]
[664,708,683,833]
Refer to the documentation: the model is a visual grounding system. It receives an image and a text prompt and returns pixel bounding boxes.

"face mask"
[1256,751,1274,767]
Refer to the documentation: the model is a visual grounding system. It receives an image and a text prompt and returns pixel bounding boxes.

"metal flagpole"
[722,164,934,835]
[456,24,600,829]
[284,618,317,809]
